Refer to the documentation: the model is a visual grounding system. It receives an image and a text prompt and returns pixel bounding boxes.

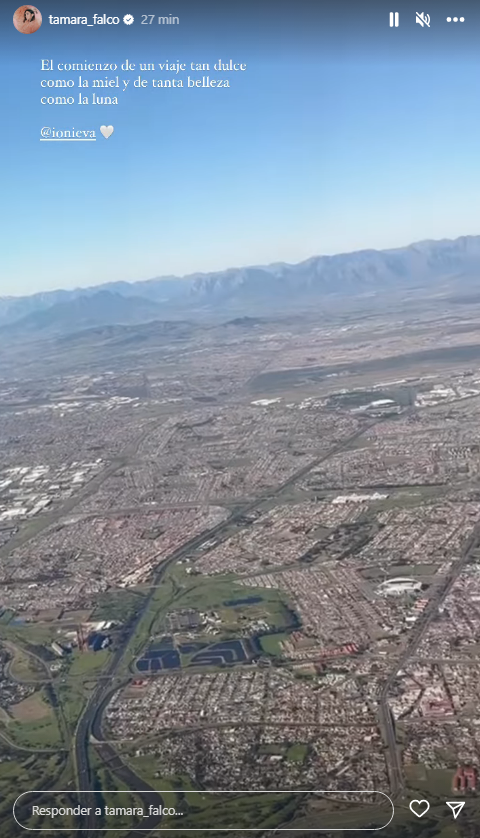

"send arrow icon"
[446,801,465,820]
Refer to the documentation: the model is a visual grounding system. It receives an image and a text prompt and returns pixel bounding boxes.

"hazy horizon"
[3,230,480,301]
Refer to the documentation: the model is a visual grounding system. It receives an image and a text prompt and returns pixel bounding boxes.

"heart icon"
[100,125,114,139]
[409,799,430,818]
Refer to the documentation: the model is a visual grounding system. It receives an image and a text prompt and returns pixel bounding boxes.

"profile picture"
[13,5,42,34]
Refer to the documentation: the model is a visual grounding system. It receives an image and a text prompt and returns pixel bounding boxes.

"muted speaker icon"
[416,11,431,26]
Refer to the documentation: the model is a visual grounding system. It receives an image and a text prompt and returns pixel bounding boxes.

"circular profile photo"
[13,5,42,33]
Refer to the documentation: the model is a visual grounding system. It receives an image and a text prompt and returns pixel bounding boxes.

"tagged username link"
[40,127,96,140]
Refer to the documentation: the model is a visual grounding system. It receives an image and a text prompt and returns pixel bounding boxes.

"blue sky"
[2,0,480,296]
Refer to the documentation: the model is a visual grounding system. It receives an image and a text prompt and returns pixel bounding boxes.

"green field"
[68,649,109,677]
[4,642,47,682]
[151,575,297,637]
[56,681,86,731]
[1,623,57,646]
[405,765,457,799]
[123,756,191,808]
[287,743,308,763]
[7,714,62,749]
[91,588,146,623]
[0,747,69,836]
[260,632,289,655]
[4,688,62,749]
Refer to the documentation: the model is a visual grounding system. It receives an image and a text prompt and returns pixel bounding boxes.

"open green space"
[152,575,297,638]
[370,486,448,512]
[287,743,308,763]
[7,705,62,748]
[1,623,56,647]
[0,746,68,836]
[68,648,110,677]
[56,681,86,731]
[405,765,457,799]
[260,631,289,655]
[123,756,188,809]
[220,596,295,633]
[0,687,64,750]
[123,568,298,676]
[4,642,47,682]
[91,588,146,624]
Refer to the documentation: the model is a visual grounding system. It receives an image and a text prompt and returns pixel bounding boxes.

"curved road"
[74,420,382,836]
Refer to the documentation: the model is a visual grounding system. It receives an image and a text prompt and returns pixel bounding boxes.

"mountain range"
[2,235,480,337]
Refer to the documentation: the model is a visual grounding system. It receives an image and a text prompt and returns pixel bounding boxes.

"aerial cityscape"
[4,0,480,827]
[2,235,480,835]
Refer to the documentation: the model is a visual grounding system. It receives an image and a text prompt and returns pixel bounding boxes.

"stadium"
[377,577,423,596]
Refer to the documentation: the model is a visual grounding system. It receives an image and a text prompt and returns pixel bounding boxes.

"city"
[2,290,480,833]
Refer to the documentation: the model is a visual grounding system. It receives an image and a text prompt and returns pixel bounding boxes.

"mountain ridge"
[0,291,165,336]
[2,235,480,334]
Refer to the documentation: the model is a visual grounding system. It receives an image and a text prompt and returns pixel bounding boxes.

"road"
[378,524,480,798]
[73,417,383,836]
[0,407,407,834]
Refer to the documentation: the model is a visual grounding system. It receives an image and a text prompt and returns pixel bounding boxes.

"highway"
[73,418,384,836]
[73,500,266,835]
[4,398,462,830]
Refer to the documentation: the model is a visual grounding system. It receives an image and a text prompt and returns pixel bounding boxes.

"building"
[452,766,478,793]
[377,577,423,596]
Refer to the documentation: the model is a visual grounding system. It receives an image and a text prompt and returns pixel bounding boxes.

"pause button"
[389,12,400,26]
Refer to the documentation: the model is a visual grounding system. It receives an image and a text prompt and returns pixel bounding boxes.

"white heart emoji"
[100,125,114,139]
[409,799,430,818]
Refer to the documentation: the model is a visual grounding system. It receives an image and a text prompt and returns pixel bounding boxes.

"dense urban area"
[2,288,480,836]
